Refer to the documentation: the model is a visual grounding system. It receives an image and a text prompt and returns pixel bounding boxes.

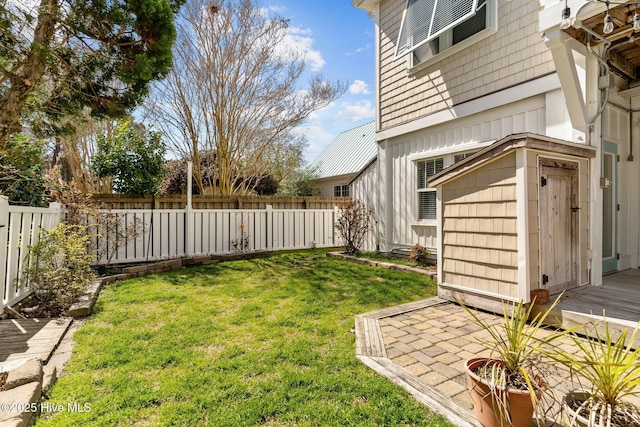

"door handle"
[571,207,581,213]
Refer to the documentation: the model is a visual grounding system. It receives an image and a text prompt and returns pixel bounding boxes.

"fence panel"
[2,202,340,315]
[1,201,62,315]
[91,207,339,265]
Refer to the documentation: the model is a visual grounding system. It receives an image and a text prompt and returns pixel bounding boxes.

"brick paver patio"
[355,296,638,427]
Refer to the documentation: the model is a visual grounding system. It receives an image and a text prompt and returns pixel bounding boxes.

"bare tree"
[145,0,346,195]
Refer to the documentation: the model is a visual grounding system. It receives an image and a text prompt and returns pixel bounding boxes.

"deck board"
[0,317,72,370]
[556,269,640,323]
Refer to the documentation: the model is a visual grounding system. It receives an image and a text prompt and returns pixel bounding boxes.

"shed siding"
[441,152,518,298]
[526,150,590,288]
[378,0,554,130]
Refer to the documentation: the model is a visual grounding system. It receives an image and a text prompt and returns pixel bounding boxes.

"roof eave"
[428,133,596,187]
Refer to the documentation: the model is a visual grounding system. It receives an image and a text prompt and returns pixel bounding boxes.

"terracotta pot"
[465,358,538,427]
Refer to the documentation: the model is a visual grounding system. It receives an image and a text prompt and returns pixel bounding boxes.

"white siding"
[381,96,546,251]
[352,160,379,251]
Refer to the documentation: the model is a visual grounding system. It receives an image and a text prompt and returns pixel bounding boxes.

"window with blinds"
[417,158,443,220]
[395,0,481,59]
[403,0,492,66]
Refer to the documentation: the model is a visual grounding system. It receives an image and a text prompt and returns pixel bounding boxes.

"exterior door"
[602,142,618,274]
[539,160,579,294]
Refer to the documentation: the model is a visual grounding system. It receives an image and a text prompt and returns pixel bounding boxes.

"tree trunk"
[0,0,60,148]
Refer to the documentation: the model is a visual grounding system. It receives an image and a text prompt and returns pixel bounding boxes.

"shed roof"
[429,133,596,187]
[309,121,377,179]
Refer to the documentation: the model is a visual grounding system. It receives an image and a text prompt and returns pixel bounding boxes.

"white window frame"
[395,0,480,59]
[414,150,479,226]
[406,0,497,73]
[416,157,444,224]
[333,184,350,197]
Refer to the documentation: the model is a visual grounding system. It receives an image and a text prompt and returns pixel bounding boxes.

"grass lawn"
[38,249,452,426]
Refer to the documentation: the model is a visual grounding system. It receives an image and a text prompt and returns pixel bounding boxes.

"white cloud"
[349,80,370,95]
[335,100,375,122]
[346,43,372,56]
[280,26,325,72]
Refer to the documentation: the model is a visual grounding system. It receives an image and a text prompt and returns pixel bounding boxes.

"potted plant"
[462,295,575,427]
[556,319,640,427]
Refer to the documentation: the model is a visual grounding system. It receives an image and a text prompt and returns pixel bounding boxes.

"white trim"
[439,282,520,303]
[436,186,443,285]
[376,73,561,142]
[409,140,494,161]
[412,220,437,227]
[515,149,530,301]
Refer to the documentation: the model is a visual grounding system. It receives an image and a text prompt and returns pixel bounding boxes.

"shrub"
[408,243,431,266]
[22,223,95,317]
[335,199,372,255]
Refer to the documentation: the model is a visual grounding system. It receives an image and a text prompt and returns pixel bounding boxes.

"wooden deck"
[535,269,640,344]
[0,317,72,372]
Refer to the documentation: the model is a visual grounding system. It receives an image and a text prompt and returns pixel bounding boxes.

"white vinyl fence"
[1,199,340,315]
[0,196,62,316]
[94,206,339,264]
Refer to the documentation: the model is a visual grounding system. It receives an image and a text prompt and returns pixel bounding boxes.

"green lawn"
[38,250,452,426]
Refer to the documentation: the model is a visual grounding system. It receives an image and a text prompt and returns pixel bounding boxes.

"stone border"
[355,297,481,427]
[326,252,437,281]
[0,359,43,427]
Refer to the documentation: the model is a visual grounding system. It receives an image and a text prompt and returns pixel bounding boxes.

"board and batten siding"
[377,0,555,130]
[382,96,545,251]
[441,152,518,298]
[351,159,380,252]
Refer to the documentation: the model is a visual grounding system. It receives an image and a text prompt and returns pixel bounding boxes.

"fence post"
[266,205,272,250]
[0,196,8,315]
[184,162,193,257]
[333,205,339,246]
[48,202,62,229]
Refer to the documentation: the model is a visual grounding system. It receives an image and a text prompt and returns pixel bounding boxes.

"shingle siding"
[378,0,555,130]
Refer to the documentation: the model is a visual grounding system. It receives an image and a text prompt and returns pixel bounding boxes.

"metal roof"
[309,121,377,179]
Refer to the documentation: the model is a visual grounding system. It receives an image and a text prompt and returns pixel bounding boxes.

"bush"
[335,199,372,255]
[408,243,431,266]
[22,223,95,317]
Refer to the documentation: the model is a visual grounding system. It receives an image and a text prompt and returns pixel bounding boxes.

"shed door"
[539,161,578,294]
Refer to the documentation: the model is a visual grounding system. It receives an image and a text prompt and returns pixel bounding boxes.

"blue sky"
[266,1,376,164]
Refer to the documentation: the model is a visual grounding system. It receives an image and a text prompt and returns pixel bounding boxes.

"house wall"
[352,160,380,251]
[381,96,546,252]
[601,97,639,271]
[441,152,518,298]
[314,175,354,198]
[377,0,555,130]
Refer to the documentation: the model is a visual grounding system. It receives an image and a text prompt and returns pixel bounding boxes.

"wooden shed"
[429,133,596,313]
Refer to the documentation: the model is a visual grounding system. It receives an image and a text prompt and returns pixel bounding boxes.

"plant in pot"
[555,318,640,427]
[462,295,575,427]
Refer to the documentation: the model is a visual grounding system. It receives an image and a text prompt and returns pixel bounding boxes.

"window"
[396,0,495,67]
[333,185,349,197]
[453,151,477,163]
[396,0,480,59]
[417,158,444,220]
